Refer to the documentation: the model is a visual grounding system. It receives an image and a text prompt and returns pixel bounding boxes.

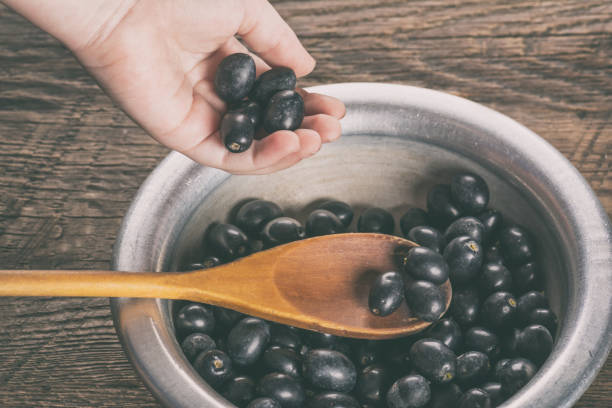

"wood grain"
[0,0,610,406]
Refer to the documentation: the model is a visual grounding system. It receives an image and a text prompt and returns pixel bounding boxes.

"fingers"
[302,90,346,119]
[239,0,315,77]
[301,114,342,143]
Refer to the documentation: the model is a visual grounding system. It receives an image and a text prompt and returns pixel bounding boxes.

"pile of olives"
[173,171,557,407]
[214,53,304,153]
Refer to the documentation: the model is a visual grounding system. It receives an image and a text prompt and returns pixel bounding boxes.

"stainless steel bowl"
[111,83,612,408]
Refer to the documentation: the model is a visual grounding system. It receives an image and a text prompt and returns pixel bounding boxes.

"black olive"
[351,340,381,368]
[261,346,301,378]
[256,372,305,408]
[477,210,503,244]
[501,328,521,357]
[511,261,540,294]
[380,339,413,375]
[247,397,281,408]
[250,67,297,104]
[517,324,553,366]
[450,172,490,215]
[443,236,483,284]
[386,374,431,408]
[402,246,449,285]
[450,286,480,327]
[269,325,302,351]
[405,280,446,322]
[480,291,517,329]
[221,111,255,153]
[305,209,346,236]
[214,306,244,328]
[302,331,339,349]
[302,349,356,393]
[516,291,548,324]
[368,271,405,316]
[262,217,305,247]
[409,339,457,384]
[458,387,491,408]
[499,226,534,266]
[214,53,256,103]
[456,351,490,387]
[184,255,221,271]
[444,216,486,243]
[426,184,462,228]
[493,358,511,382]
[484,242,504,264]
[222,376,255,407]
[234,199,283,237]
[357,364,388,405]
[358,207,395,234]
[263,90,304,133]
[497,358,537,396]
[307,392,360,408]
[527,308,558,335]
[206,223,250,261]
[480,382,504,407]
[318,200,354,227]
[227,317,271,366]
[423,318,463,352]
[407,225,445,253]
[181,332,216,362]
[175,303,216,338]
[229,99,262,128]
[464,327,501,362]
[479,263,513,296]
[400,208,430,236]
[194,349,233,388]
[429,383,463,408]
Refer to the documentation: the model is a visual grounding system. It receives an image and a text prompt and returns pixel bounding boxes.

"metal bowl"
[111,83,612,408]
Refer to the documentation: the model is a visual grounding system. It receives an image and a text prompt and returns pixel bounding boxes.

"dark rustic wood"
[0,0,609,406]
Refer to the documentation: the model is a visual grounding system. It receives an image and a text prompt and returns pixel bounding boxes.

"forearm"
[1,0,135,51]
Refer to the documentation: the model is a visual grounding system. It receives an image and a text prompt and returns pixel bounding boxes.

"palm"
[74,0,343,174]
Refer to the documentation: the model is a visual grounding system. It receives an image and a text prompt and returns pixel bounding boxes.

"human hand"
[4,0,345,174]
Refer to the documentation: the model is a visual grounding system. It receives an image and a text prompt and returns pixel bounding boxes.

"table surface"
[0,1,610,407]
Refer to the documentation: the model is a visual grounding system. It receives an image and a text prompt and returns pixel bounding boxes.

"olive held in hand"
[402,246,449,285]
[516,324,553,366]
[214,53,256,103]
[263,90,304,133]
[407,225,445,253]
[194,349,233,388]
[497,358,537,397]
[427,184,462,228]
[358,207,395,234]
[250,67,297,104]
[308,392,360,408]
[222,376,255,407]
[303,349,357,393]
[444,216,486,243]
[227,317,271,366]
[386,374,431,408]
[318,200,354,227]
[458,388,491,408]
[206,223,250,261]
[443,236,483,284]
[357,364,388,405]
[400,208,429,236]
[405,280,446,322]
[305,209,345,236]
[256,373,305,408]
[234,199,283,237]
[228,99,262,128]
[456,351,490,387]
[368,271,405,316]
[424,318,463,352]
[409,339,457,384]
[221,111,255,153]
[247,398,281,408]
[262,217,305,247]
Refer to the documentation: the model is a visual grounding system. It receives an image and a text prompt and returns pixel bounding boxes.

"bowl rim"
[111,82,612,408]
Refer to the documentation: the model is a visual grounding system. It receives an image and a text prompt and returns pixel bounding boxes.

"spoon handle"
[0,269,187,299]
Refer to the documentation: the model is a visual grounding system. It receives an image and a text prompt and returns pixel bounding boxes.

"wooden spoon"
[0,233,451,339]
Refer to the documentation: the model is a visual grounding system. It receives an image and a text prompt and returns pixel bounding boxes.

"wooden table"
[0,1,609,406]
